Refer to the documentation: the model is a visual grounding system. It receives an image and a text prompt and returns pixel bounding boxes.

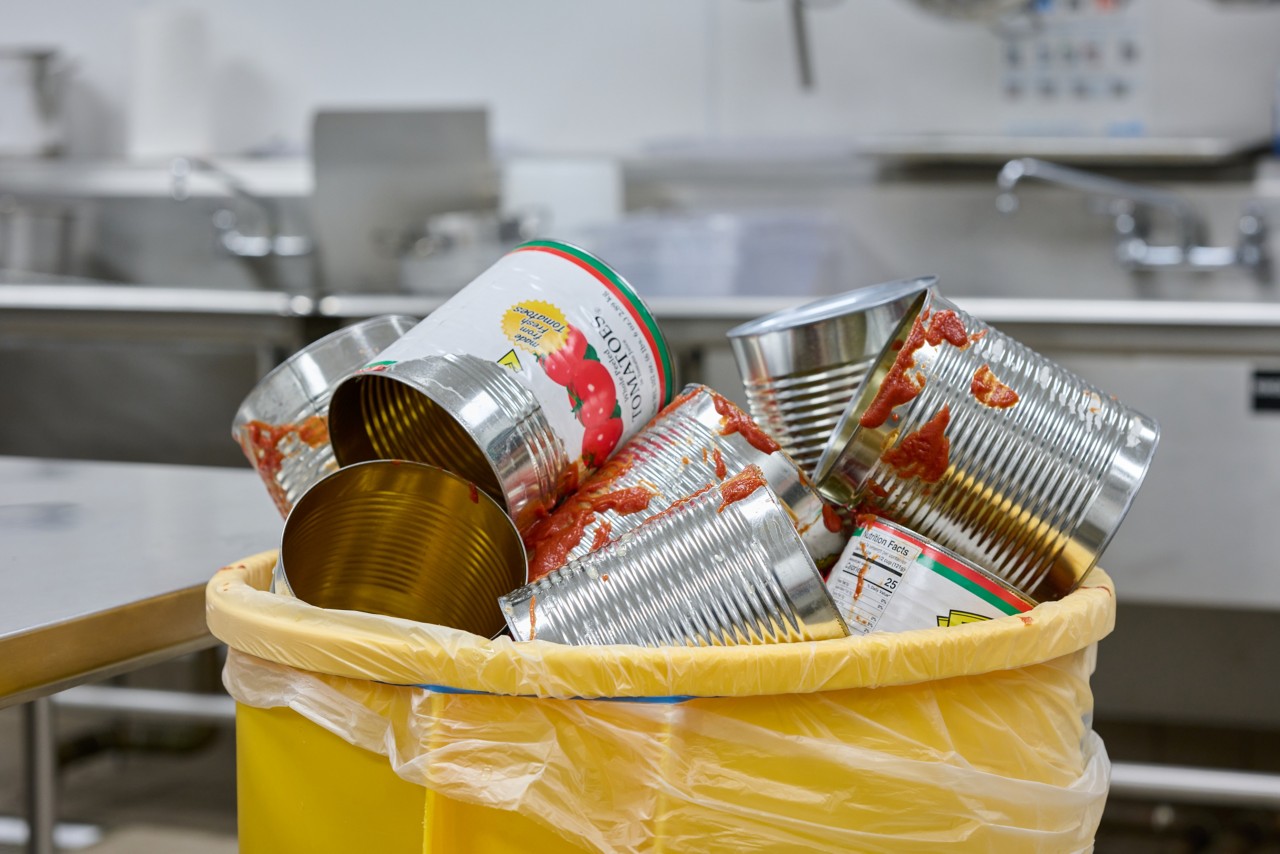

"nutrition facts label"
[827,527,921,634]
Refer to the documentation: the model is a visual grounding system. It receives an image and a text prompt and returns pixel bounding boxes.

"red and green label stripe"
[514,239,675,405]
[856,524,1033,616]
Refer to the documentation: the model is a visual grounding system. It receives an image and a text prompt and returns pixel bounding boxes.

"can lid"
[514,239,677,406]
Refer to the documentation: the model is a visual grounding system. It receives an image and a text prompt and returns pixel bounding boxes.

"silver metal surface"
[502,470,848,646]
[998,157,1272,281]
[0,455,280,708]
[524,384,848,579]
[726,276,932,473]
[232,314,416,516]
[1109,762,1280,809]
[329,353,568,532]
[52,685,236,725]
[23,698,55,854]
[815,288,1159,602]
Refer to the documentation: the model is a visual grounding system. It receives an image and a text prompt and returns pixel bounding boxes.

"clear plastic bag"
[211,550,1115,853]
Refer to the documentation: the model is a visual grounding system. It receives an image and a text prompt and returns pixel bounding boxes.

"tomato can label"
[365,240,675,480]
[827,517,1034,635]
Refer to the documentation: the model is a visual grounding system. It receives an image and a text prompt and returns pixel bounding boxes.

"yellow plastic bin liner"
[209,550,1117,853]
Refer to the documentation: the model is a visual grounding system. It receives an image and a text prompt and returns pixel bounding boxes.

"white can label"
[827,519,1032,634]
[366,241,674,480]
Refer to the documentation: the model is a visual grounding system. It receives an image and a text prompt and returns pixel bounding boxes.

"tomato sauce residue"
[1019,615,1034,626]
[529,595,537,640]
[712,447,728,479]
[822,503,844,533]
[601,574,610,582]
[881,405,952,483]
[710,392,782,455]
[970,364,1019,409]
[854,512,881,533]
[524,479,654,581]
[854,543,874,600]
[468,483,480,504]
[241,415,330,513]
[589,521,613,553]
[867,480,890,499]
[859,309,970,430]
[717,465,768,513]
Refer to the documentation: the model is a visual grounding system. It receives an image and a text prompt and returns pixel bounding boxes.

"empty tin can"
[814,286,1159,602]
[726,277,932,474]
[232,314,417,516]
[499,466,849,647]
[328,239,675,531]
[522,383,849,581]
[827,517,1034,635]
[279,460,527,637]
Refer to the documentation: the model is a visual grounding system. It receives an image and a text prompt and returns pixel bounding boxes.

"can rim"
[231,314,419,433]
[725,276,936,340]
[514,239,676,406]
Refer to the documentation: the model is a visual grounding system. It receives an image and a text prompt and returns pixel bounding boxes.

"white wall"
[3,0,1279,158]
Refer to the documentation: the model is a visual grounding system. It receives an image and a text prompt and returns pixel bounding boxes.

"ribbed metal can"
[278,460,527,638]
[327,239,674,533]
[500,466,849,647]
[522,383,849,581]
[726,277,932,474]
[231,314,417,516]
[827,517,1035,635]
[814,286,1159,602]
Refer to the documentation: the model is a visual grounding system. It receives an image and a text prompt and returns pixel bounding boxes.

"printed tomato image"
[570,359,619,425]
[540,327,587,386]
[582,417,624,468]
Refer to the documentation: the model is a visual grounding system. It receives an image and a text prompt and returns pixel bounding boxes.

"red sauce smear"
[1019,615,1034,626]
[529,595,537,640]
[589,521,613,553]
[822,503,844,533]
[710,392,781,455]
[468,483,480,503]
[970,364,1020,409]
[867,480,889,499]
[241,415,330,514]
[524,482,653,580]
[717,465,768,513]
[712,447,728,479]
[881,405,952,483]
[860,309,970,430]
[681,456,690,466]
[601,574,610,582]
[854,543,874,600]
[854,512,881,533]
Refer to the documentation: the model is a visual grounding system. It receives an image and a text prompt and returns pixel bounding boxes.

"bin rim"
[207,550,1115,700]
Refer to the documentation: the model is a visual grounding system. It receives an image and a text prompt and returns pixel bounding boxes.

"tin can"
[231,314,417,516]
[726,277,932,474]
[827,517,1034,635]
[328,240,675,531]
[522,383,849,581]
[814,286,1159,602]
[499,466,849,647]
[279,460,527,638]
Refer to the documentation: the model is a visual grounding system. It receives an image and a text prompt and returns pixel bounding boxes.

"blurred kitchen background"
[3,0,1280,850]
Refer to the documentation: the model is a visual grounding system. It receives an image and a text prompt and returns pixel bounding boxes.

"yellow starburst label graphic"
[501,300,570,357]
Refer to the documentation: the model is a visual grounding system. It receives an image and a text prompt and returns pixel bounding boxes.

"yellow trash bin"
[208,550,1116,854]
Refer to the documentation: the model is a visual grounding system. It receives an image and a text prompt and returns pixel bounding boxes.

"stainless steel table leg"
[23,697,56,854]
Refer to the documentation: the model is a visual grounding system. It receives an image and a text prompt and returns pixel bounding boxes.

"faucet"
[170,157,312,261]
[996,157,1271,282]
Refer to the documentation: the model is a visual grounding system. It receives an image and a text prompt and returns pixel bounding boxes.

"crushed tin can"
[814,286,1159,602]
[827,517,1035,635]
[328,239,675,532]
[231,314,417,516]
[499,466,849,647]
[726,277,932,474]
[522,383,849,581]
[278,460,527,638]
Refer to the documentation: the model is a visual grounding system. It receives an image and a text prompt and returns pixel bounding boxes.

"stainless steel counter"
[0,455,280,708]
